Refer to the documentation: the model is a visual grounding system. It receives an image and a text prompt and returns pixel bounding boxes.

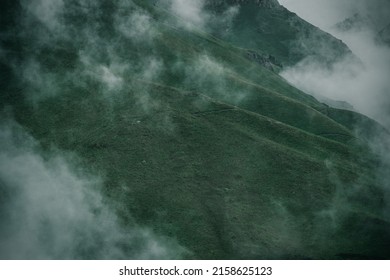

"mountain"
[206,0,353,66]
[0,0,389,259]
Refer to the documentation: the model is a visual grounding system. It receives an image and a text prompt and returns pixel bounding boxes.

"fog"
[1,0,389,260]
[279,0,390,31]
[279,0,390,129]
[0,118,183,259]
[279,0,390,253]
[0,0,188,259]
[169,0,208,28]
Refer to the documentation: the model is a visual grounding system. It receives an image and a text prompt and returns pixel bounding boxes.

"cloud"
[279,0,390,130]
[7,0,240,107]
[116,8,158,43]
[0,118,184,259]
[1,1,185,258]
[365,128,390,221]
[182,54,235,101]
[279,1,390,252]
[21,0,65,32]
[140,57,164,81]
[169,0,208,29]
[279,0,390,31]
[99,65,124,91]
[8,0,164,103]
[279,0,350,30]
[132,57,165,114]
[214,5,240,28]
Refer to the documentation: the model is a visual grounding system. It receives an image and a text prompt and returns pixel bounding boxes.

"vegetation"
[1,0,389,259]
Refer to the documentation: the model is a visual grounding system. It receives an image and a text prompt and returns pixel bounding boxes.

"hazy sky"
[278,0,350,30]
[279,0,390,31]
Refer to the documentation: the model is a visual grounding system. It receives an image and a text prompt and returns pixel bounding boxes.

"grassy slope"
[149,0,379,145]
[13,80,387,259]
[1,0,389,259]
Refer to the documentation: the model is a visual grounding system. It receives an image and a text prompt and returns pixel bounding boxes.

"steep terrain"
[0,0,389,259]
[203,0,352,66]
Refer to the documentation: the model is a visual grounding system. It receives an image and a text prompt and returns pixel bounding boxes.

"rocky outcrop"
[246,50,282,71]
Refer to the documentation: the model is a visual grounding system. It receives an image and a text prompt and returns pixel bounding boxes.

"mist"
[169,0,208,29]
[0,0,188,259]
[279,0,390,31]
[279,0,390,130]
[278,0,390,255]
[0,118,183,259]
[2,0,389,260]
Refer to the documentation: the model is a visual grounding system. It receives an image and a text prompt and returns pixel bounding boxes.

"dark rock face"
[246,50,282,71]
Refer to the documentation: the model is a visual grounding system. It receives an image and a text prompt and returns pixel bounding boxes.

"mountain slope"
[203,0,353,66]
[0,0,389,259]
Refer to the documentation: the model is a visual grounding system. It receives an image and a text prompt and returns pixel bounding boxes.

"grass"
[1,0,389,259]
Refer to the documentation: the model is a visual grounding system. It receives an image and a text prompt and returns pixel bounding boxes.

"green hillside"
[1,0,389,259]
